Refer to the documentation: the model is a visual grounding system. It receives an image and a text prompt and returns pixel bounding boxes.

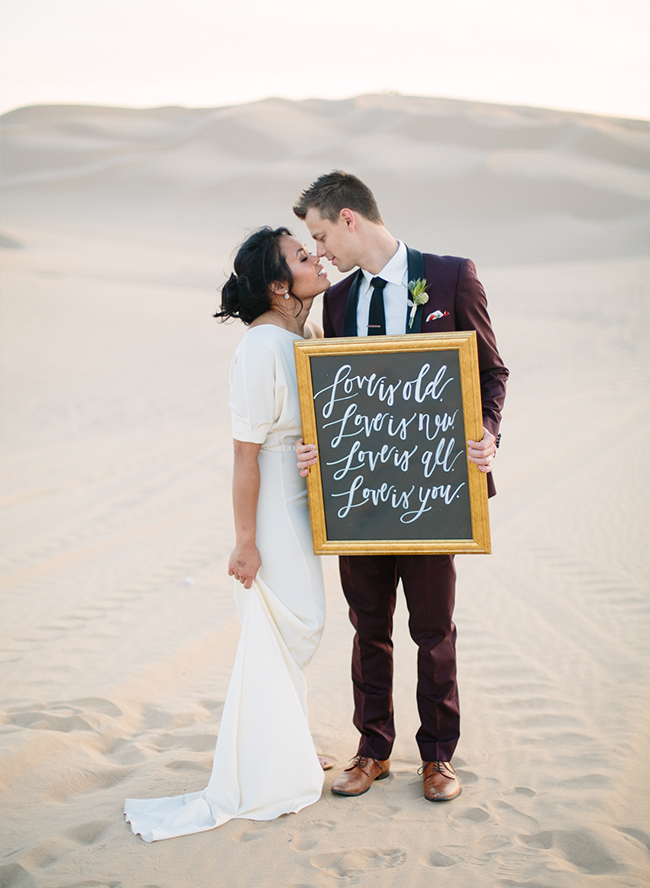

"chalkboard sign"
[294,332,490,555]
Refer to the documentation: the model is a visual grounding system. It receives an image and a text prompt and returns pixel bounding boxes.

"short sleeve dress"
[125,325,326,842]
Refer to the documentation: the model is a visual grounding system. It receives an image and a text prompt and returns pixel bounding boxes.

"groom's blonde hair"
[293,171,383,224]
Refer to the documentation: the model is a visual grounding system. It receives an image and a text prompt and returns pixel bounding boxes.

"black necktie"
[367,277,387,336]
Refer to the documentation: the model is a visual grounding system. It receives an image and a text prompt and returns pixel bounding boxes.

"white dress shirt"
[356,240,409,337]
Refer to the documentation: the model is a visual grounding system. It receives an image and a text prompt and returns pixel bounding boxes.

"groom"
[293,171,508,801]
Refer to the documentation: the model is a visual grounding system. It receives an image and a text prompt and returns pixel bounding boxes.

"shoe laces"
[418,760,455,777]
[346,754,376,774]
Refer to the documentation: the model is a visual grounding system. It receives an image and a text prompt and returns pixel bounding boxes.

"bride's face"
[279,235,330,300]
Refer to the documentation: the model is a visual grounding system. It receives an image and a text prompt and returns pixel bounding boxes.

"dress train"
[124,574,324,842]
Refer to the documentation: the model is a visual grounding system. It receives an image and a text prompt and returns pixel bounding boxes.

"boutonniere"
[407,279,429,329]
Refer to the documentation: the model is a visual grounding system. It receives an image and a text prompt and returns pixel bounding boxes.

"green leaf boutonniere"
[407,278,429,328]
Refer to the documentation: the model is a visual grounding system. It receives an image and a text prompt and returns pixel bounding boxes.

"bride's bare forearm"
[232,442,261,543]
[229,440,262,588]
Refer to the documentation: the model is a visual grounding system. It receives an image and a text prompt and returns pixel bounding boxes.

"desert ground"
[1,94,650,887]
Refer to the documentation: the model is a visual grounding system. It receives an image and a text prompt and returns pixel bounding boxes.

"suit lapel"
[343,269,364,337]
[406,246,426,334]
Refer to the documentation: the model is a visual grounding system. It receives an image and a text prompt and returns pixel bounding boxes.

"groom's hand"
[296,437,318,477]
[467,428,497,473]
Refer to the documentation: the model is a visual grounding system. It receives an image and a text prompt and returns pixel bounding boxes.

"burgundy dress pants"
[338,553,459,763]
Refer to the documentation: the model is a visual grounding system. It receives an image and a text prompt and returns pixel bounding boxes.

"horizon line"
[2,92,650,126]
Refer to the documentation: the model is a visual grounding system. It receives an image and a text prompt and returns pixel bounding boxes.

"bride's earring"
[284,290,290,300]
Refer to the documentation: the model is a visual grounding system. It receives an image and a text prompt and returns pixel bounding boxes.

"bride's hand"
[295,437,318,477]
[228,543,261,589]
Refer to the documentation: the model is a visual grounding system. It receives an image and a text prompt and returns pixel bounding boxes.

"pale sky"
[1,0,649,120]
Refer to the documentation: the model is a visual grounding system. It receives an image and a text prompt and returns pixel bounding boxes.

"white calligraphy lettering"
[400,482,466,523]
[421,438,463,478]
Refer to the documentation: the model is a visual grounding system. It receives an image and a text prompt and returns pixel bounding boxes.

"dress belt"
[260,444,297,453]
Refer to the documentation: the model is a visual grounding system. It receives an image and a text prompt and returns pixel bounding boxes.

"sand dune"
[1,95,649,887]
[2,94,649,265]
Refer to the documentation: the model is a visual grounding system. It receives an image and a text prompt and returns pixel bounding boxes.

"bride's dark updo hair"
[215,226,295,325]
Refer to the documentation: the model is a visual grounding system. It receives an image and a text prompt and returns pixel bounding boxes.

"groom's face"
[305,208,359,273]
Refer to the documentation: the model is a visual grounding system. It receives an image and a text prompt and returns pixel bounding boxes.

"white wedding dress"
[125,326,326,842]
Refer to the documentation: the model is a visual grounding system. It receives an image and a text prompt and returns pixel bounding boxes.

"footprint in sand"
[3,699,122,734]
[19,839,69,869]
[151,731,215,752]
[310,848,407,884]
[198,698,224,713]
[66,820,112,845]
[69,698,122,717]
[493,800,538,830]
[422,835,512,870]
[140,704,198,732]
[5,709,93,733]
[358,803,402,818]
[108,737,146,765]
[11,835,120,887]
[290,835,319,851]
[289,819,336,851]
[451,806,491,824]
[53,764,132,800]
[164,758,211,771]
[501,785,536,798]
[423,849,464,867]
[232,826,264,842]
[0,864,36,888]
[516,828,621,875]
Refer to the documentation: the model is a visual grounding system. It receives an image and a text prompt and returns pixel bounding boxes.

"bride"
[125,227,330,841]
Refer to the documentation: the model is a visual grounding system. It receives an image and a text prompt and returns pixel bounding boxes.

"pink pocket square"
[426,310,450,322]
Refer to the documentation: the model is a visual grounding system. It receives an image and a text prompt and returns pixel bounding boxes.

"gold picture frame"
[294,332,491,555]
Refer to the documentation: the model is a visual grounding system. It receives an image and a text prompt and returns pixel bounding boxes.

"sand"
[1,94,649,887]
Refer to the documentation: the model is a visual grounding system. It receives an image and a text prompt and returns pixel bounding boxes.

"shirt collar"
[361,241,408,288]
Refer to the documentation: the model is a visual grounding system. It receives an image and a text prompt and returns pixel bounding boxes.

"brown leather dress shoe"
[331,755,391,796]
[421,761,461,801]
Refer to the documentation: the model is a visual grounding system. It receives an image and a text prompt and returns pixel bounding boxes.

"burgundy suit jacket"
[322,251,509,497]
